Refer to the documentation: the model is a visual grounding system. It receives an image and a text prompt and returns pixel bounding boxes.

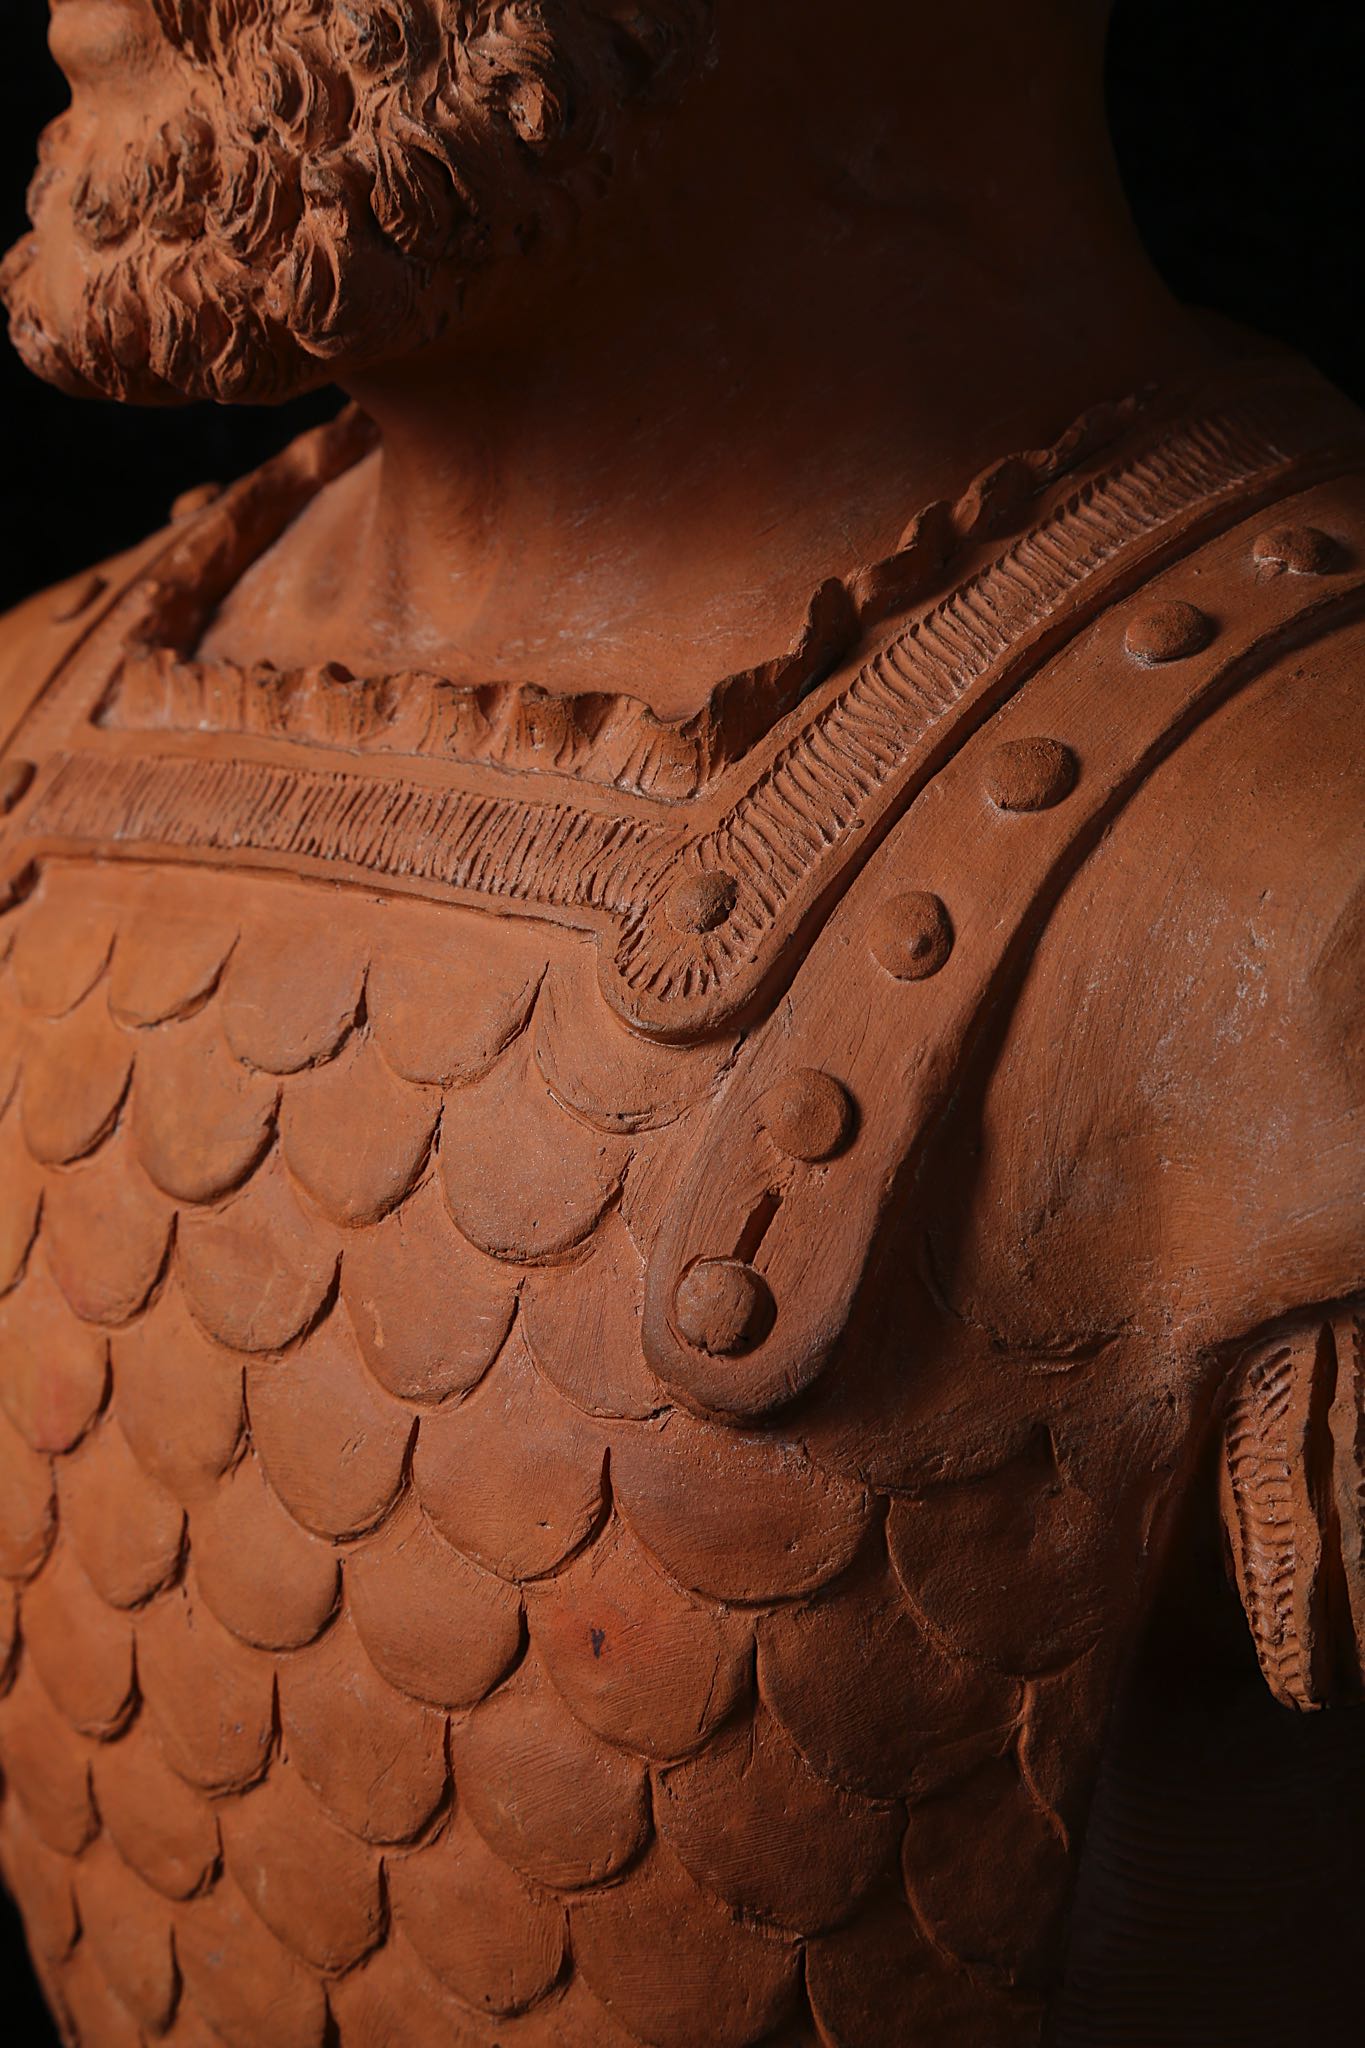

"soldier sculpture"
[0,1,1362,2042]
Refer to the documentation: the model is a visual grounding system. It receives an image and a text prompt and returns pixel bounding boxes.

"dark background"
[1,0,1364,2039]
[2,1,1365,619]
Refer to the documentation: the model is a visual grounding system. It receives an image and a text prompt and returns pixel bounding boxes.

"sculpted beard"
[1,0,711,405]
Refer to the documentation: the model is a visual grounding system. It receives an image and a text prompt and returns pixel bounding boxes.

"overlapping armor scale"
[0,863,1066,2047]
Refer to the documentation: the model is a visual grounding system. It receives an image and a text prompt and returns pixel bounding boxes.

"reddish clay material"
[1,4,1364,2045]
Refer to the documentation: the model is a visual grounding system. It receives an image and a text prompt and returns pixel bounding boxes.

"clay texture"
[0,369,1361,2044]
[1,3,1364,2044]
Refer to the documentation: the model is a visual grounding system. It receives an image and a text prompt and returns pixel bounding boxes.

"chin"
[5,0,714,408]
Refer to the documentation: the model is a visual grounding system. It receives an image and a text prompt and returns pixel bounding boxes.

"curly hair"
[2,0,714,404]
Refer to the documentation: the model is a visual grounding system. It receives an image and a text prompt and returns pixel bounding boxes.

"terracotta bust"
[1,2,1363,2043]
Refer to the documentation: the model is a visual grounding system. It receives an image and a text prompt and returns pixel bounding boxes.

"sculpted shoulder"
[934,611,1365,1351]
[0,526,175,747]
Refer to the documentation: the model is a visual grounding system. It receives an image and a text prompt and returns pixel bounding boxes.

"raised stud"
[983,737,1077,813]
[1252,524,1342,577]
[673,1259,774,1356]
[869,890,953,981]
[1123,599,1213,665]
[0,760,35,817]
[667,868,738,936]
[761,1070,853,1163]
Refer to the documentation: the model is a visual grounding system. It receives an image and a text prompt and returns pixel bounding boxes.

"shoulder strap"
[602,369,1365,1037]
[8,372,1361,1044]
[0,530,178,761]
[640,471,1365,1421]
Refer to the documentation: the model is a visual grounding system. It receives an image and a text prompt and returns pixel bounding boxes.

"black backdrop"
[2,1,1365,619]
[1,0,1364,2039]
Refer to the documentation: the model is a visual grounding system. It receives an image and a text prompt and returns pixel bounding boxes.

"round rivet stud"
[667,868,738,936]
[0,759,35,816]
[1252,524,1341,577]
[869,890,954,981]
[762,1069,853,1162]
[673,1259,775,1356]
[983,737,1077,813]
[1123,599,1214,665]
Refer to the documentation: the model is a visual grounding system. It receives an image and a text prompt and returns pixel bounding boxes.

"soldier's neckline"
[18,356,1364,1042]
[92,388,1157,804]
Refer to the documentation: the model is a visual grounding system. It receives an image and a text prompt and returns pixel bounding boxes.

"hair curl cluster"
[2,0,714,404]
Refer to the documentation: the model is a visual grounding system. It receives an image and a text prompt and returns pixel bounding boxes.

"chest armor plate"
[2,369,1365,2048]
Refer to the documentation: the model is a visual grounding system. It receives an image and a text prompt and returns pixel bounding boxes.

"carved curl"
[1,0,714,405]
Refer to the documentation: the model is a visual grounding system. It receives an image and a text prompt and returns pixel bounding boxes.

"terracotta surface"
[1,3,1363,2044]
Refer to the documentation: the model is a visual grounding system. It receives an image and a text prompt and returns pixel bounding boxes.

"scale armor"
[0,363,1362,2046]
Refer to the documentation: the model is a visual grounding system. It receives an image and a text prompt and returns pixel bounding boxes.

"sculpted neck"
[201,2,1225,717]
